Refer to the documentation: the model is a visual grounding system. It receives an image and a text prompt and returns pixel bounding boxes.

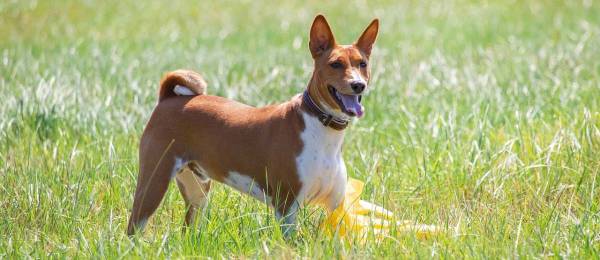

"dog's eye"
[359,61,367,68]
[329,61,344,69]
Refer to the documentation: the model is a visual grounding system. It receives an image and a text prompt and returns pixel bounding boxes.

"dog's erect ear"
[354,19,379,57]
[309,15,336,58]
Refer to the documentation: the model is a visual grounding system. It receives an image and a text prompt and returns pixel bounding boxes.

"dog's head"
[308,15,379,118]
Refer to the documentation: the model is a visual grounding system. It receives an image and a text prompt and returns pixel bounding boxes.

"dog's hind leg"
[175,161,211,229]
[127,146,176,236]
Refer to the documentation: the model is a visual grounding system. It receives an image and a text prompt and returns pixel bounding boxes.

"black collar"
[301,91,349,131]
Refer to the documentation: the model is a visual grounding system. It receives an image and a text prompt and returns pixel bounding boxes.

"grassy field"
[1,0,600,258]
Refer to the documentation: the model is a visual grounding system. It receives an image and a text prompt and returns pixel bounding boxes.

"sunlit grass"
[1,0,599,258]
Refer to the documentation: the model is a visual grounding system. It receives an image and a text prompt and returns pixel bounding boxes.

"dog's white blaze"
[224,171,272,205]
[174,85,196,96]
[350,69,366,85]
[295,112,347,210]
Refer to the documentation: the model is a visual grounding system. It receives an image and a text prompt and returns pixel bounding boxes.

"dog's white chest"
[295,112,347,209]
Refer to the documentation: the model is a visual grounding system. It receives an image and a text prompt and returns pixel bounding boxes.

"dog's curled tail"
[158,69,207,102]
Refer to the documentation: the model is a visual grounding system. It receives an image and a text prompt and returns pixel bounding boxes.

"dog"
[127,15,379,236]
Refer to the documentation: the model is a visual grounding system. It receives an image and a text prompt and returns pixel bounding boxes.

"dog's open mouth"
[328,85,364,117]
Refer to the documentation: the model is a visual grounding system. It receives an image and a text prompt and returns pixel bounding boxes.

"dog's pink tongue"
[339,94,364,117]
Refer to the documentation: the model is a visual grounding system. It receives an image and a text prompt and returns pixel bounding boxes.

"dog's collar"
[301,90,349,131]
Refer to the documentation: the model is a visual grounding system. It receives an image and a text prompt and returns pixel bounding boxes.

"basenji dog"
[127,15,379,236]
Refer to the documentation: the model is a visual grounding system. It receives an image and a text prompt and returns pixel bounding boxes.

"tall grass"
[1,0,599,257]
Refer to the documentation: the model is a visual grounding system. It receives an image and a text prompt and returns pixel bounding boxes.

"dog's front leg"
[275,200,300,238]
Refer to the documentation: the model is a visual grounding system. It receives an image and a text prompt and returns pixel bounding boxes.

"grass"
[1,0,599,258]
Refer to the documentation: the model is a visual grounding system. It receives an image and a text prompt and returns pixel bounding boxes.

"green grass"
[1,0,600,258]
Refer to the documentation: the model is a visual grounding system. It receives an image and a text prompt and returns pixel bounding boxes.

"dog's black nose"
[350,81,365,94]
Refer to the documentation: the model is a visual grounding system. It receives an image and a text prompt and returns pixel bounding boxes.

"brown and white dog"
[127,15,379,236]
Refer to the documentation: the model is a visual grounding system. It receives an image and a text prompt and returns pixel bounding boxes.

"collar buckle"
[318,114,334,127]
[302,90,349,130]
